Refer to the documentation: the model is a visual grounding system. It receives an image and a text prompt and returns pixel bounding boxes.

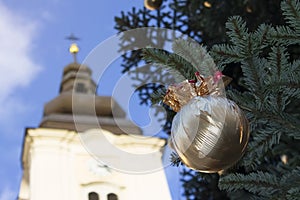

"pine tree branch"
[167,53,196,80]
[219,172,281,197]
[268,26,300,45]
[172,39,217,76]
[225,16,248,47]
[254,24,274,48]
[242,130,281,169]
[287,187,300,200]
[220,168,300,199]
[150,87,166,105]
[259,111,300,133]
[142,47,195,81]
[281,0,300,32]
[142,48,170,66]
[170,152,183,167]
[115,1,300,199]
[211,44,243,65]
[281,167,300,199]
[266,82,300,89]
[240,58,264,104]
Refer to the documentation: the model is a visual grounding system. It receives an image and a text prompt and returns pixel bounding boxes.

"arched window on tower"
[88,192,99,200]
[76,82,87,93]
[107,193,118,200]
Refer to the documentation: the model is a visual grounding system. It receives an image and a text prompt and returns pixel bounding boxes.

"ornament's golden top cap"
[163,71,231,112]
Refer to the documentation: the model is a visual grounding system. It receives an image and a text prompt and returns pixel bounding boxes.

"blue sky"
[0,0,181,199]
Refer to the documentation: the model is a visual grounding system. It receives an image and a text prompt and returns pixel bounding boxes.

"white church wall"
[19,128,172,200]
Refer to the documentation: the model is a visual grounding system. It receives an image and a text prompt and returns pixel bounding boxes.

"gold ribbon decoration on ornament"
[163,71,231,112]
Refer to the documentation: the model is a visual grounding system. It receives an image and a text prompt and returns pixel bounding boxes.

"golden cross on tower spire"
[66,33,80,63]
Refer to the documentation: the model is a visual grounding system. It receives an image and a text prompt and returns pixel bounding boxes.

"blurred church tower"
[18,39,172,200]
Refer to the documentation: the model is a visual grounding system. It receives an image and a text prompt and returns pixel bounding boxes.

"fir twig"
[142,47,195,81]
[150,87,166,105]
[219,172,281,197]
[170,152,183,167]
[172,39,217,76]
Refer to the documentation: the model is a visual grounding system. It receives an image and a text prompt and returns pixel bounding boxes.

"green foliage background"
[115,0,300,199]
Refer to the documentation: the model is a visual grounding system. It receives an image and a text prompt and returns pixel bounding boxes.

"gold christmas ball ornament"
[144,0,163,10]
[170,96,250,173]
[164,71,250,172]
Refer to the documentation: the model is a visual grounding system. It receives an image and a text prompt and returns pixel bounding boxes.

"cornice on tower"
[39,37,141,135]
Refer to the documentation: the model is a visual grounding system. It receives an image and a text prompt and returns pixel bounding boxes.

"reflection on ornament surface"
[170,96,250,173]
